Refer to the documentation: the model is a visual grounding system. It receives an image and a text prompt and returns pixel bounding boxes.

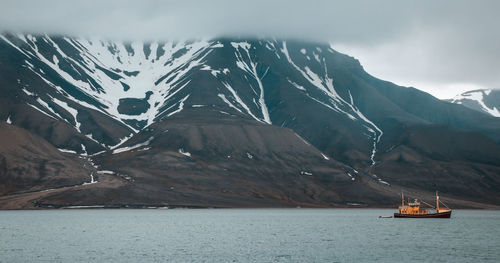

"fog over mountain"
[1,0,499,98]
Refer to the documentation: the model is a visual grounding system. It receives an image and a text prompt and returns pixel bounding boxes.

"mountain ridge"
[1,33,499,208]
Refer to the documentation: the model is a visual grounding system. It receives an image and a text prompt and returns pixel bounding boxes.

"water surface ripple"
[0,209,498,262]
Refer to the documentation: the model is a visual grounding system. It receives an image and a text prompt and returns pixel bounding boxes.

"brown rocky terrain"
[0,123,92,195]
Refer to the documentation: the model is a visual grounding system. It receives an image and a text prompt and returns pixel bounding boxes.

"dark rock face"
[90,113,358,207]
[0,34,499,208]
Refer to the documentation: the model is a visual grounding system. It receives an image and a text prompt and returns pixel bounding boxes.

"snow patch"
[346,172,355,181]
[85,133,106,148]
[451,90,500,117]
[51,97,81,132]
[22,88,35,96]
[58,148,77,154]
[178,148,191,157]
[97,170,115,175]
[111,133,134,150]
[166,94,190,117]
[378,178,390,186]
[82,173,97,185]
[35,98,62,120]
[212,42,224,48]
[287,79,306,91]
[218,94,242,113]
[80,144,88,156]
[113,137,154,154]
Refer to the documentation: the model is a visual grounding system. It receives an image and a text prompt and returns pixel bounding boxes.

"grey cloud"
[1,0,499,97]
[0,0,458,42]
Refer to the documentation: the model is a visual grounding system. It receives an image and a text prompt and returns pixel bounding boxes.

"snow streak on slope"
[113,137,154,154]
[280,41,383,165]
[231,42,272,124]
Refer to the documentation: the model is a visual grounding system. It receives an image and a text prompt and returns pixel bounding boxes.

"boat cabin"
[398,198,429,215]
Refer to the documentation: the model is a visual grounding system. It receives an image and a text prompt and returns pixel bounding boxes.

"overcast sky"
[1,0,499,99]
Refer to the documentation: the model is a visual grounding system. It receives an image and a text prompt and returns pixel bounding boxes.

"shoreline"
[2,172,499,210]
[1,205,499,211]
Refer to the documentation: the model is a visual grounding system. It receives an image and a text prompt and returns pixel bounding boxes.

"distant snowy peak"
[449,89,500,117]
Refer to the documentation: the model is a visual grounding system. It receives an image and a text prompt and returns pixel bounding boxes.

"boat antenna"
[420,200,435,208]
[436,191,440,213]
[439,197,450,209]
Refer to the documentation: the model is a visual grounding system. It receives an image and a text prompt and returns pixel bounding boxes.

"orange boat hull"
[394,211,452,218]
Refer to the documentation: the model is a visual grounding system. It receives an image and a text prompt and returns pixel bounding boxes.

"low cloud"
[1,0,499,98]
[0,0,420,42]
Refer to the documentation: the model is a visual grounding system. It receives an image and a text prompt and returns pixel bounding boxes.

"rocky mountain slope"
[0,122,93,195]
[1,33,499,208]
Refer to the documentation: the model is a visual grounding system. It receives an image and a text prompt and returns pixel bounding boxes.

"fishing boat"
[394,191,452,218]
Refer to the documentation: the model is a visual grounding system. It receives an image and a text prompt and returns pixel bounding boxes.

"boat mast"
[436,191,440,213]
[401,192,404,206]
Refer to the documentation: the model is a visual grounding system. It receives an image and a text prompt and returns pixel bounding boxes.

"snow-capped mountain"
[1,33,500,208]
[448,89,500,117]
[0,34,385,163]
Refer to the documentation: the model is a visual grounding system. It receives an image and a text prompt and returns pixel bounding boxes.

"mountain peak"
[448,89,500,117]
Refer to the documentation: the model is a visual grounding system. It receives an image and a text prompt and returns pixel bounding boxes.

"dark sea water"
[0,209,499,262]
